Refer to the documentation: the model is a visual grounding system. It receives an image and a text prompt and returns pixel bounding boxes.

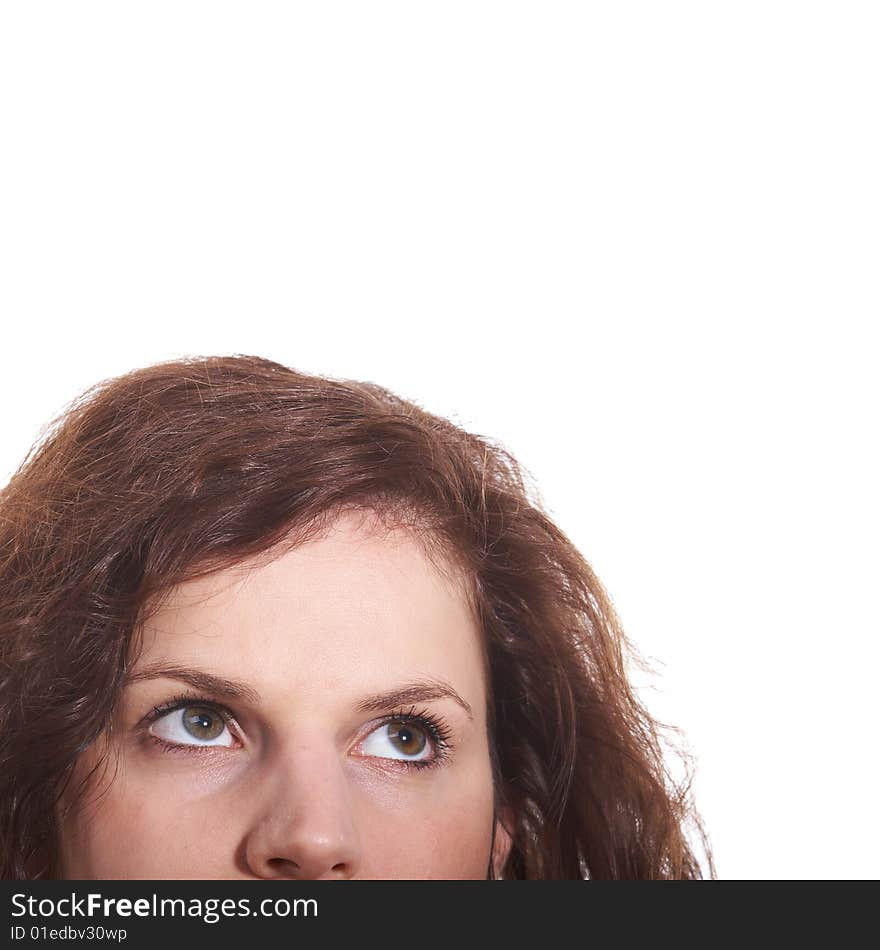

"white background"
[1,2,877,879]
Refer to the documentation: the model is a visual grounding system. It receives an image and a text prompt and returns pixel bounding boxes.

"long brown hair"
[0,355,712,879]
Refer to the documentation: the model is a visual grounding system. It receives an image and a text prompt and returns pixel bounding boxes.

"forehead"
[134,510,486,713]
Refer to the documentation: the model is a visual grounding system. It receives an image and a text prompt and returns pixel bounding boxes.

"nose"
[243,741,363,880]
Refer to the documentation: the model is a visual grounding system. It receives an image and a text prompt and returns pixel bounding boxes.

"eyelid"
[138,695,456,770]
[140,694,244,750]
[355,705,455,770]
[141,693,238,727]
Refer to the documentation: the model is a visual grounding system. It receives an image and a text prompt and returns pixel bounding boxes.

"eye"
[360,718,433,763]
[149,703,237,749]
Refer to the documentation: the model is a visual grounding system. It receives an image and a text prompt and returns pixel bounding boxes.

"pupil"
[389,720,426,756]
[183,706,223,740]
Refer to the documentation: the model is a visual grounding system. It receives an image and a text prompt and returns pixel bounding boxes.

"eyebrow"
[354,679,474,721]
[124,665,473,720]
[124,663,261,705]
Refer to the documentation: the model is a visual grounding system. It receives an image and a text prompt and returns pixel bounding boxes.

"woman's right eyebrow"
[124,663,261,704]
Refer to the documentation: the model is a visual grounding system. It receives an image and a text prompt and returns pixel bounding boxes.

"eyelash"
[138,694,455,772]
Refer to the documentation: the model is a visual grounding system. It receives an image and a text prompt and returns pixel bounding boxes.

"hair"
[0,354,712,880]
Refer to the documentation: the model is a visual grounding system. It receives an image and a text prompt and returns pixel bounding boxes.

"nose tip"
[246,810,362,880]
[243,752,362,880]
[246,815,361,881]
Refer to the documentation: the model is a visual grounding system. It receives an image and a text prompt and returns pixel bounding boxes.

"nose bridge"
[246,731,362,879]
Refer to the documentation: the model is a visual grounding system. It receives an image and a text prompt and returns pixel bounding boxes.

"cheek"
[58,745,498,880]
[63,775,495,880]
[59,757,243,879]
[355,763,497,879]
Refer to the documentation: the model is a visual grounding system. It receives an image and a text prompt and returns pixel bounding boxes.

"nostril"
[266,857,299,874]
[263,857,351,879]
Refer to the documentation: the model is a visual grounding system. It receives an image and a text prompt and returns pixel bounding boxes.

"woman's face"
[56,510,511,879]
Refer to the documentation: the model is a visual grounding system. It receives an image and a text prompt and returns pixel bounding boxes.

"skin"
[56,509,512,879]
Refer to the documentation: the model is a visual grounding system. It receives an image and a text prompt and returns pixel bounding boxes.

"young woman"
[0,355,711,879]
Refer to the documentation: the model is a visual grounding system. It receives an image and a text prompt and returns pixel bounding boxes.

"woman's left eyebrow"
[355,679,474,720]
[124,663,261,704]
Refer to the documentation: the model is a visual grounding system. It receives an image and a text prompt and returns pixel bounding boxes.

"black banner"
[1,880,874,947]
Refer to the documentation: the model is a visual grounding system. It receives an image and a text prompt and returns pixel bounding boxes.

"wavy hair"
[0,355,712,879]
